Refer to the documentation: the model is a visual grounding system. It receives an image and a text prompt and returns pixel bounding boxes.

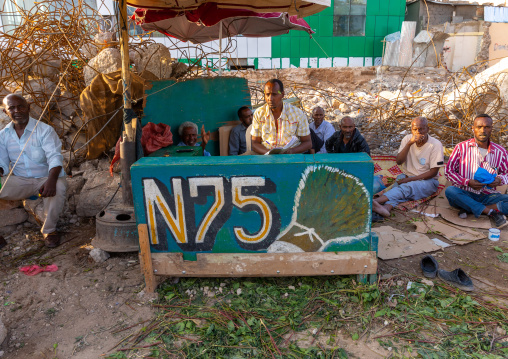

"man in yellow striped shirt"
[251,79,311,154]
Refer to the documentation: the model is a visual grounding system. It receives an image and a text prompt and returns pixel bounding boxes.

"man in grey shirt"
[229,106,253,155]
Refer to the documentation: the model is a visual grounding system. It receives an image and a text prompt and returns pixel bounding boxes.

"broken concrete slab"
[23,198,44,225]
[138,43,173,79]
[31,49,62,79]
[76,171,121,217]
[382,32,401,67]
[83,48,122,87]
[399,21,417,67]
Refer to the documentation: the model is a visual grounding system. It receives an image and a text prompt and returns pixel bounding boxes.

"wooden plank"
[138,224,157,293]
[151,251,377,277]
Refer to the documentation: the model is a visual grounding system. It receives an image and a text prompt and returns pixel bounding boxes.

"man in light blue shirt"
[309,107,335,154]
[0,94,67,247]
[177,121,211,156]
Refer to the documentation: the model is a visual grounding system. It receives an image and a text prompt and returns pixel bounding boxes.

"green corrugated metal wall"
[272,0,406,63]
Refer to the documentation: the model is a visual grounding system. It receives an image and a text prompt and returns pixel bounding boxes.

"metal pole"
[218,20,223,75]
[118,0,135,205]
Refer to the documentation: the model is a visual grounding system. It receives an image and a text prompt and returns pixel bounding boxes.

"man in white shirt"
[309,107,335,153]
[0,94,67,247]
[373,117,444,217]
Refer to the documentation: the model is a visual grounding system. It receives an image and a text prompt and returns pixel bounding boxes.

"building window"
[333,0,366,37]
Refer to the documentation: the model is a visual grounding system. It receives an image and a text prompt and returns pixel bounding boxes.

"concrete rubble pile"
[248,61,508,155]
[0,0,190,242]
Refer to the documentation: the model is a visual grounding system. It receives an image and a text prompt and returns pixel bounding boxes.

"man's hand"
[410,134,426,145]
[39,178,57,197]
[487,176,502,188]
[201,125,210,148]
[468,179,484,191]
[397,177,411,185]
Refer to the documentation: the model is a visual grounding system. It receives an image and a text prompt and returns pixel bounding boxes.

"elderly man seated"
[373,116,444,217]
[445,114,508,228]
[177,121,211,156]
[309,107,335,154]
[325,116,370,155]
[0,94,67,248]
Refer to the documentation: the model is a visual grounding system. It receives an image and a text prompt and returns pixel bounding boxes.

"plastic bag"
[474,167,496,185]
[373,175,386,194]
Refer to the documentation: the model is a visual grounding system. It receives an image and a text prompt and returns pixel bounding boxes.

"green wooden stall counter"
[142,77,252,157]
[131,153,378,283]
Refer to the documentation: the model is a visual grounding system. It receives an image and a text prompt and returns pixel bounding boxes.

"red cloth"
[20,264,58,276]
[110,122,173,175]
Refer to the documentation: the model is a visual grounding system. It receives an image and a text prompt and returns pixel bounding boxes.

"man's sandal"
[43,232,61,248]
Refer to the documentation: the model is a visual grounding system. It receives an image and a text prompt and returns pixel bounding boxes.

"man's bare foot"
[373,201,391,217]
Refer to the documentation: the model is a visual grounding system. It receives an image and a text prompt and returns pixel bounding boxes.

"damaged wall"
[488,22,508,67]
[407,0,481,34]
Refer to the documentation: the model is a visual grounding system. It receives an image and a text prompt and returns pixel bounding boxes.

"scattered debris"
[89,248,110,263]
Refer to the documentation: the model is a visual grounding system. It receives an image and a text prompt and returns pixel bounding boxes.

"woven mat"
[372,155,446,211]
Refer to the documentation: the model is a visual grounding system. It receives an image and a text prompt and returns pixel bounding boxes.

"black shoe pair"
[420,255,474,291]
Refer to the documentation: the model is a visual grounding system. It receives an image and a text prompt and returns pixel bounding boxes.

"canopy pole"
[218,20,223,76]
[119,0,133,141]
[118,0,135,206]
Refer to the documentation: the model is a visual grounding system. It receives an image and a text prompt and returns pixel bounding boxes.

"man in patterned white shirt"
[445,114,508,228]
[0,94,67,247]
[250,79,311,155]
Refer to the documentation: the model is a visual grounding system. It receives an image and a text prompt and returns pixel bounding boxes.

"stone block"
[0,199,22,211]
[0,208,28,227]
[76,171,121,217]
[90,247,110,263]
[138,43,173,79]
[23,198,44,225]
[83,48,122,87]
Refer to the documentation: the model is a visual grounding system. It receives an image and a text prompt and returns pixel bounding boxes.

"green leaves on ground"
[109,276,508,358]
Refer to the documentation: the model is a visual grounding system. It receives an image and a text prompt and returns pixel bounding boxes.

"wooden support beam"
[118,0,133,141]
[138,224,156,293]
[151,251,377,277]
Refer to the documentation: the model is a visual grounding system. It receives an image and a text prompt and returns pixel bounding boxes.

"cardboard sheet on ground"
[374,226,442,260]
[414,218,486,244]
[414,183,508,229]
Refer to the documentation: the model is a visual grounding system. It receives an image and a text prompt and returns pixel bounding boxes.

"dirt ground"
[376,212,508,292]
[0,222,155,359]
[0,66,504,358]
[1,206,507,358]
